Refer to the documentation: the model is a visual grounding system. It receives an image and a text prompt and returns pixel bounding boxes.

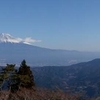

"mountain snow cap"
[0,33,41,44]
[0,33,20,43]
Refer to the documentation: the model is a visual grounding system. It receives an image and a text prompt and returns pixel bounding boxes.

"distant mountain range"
[0,33,100,66]
[33,58,100,98]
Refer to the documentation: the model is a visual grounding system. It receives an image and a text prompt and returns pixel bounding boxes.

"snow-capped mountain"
[0,33,21,43]
[0,33,40,45]
[0,33,100,66]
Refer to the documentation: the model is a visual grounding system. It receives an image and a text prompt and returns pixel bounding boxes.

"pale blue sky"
[0,0,100,51]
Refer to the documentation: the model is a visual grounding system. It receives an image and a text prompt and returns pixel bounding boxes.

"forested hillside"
[0,60,81,100]
[33,59,100,98]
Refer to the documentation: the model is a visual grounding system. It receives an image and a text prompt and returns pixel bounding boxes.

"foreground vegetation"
[0,60,35,92]
[0,60,100,100]
[0,87,100,100]
[0,60,82,100]
[0,88,82,100]
[0,60,81,100]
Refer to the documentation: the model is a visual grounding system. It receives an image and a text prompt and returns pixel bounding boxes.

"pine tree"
[0,60,35,92]
[18,60,35,88]
[0,64,19,92]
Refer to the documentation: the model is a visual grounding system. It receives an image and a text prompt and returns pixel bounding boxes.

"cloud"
[22,37,41,45]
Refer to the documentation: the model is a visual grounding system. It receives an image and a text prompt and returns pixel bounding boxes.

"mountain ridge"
[33,58,100,98]
[0,33,100,66]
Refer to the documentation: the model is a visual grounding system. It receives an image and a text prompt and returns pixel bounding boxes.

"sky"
[0,0,100,51]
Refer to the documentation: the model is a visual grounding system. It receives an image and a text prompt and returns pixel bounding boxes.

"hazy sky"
[0,0,100,51]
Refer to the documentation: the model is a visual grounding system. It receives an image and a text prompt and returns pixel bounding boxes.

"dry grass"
[0,88,81,100]
[0,91,10,100]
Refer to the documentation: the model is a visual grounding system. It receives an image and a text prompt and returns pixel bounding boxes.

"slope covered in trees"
[0,60,83,100]
[1,59,100,99]
[33,59,100,98]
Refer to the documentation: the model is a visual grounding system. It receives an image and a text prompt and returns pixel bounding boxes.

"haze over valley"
[0,33,100,66]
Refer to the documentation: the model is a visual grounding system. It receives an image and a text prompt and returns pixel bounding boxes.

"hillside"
[33,59,100,98]
[0,60,81,100]
[1,59,100,99]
